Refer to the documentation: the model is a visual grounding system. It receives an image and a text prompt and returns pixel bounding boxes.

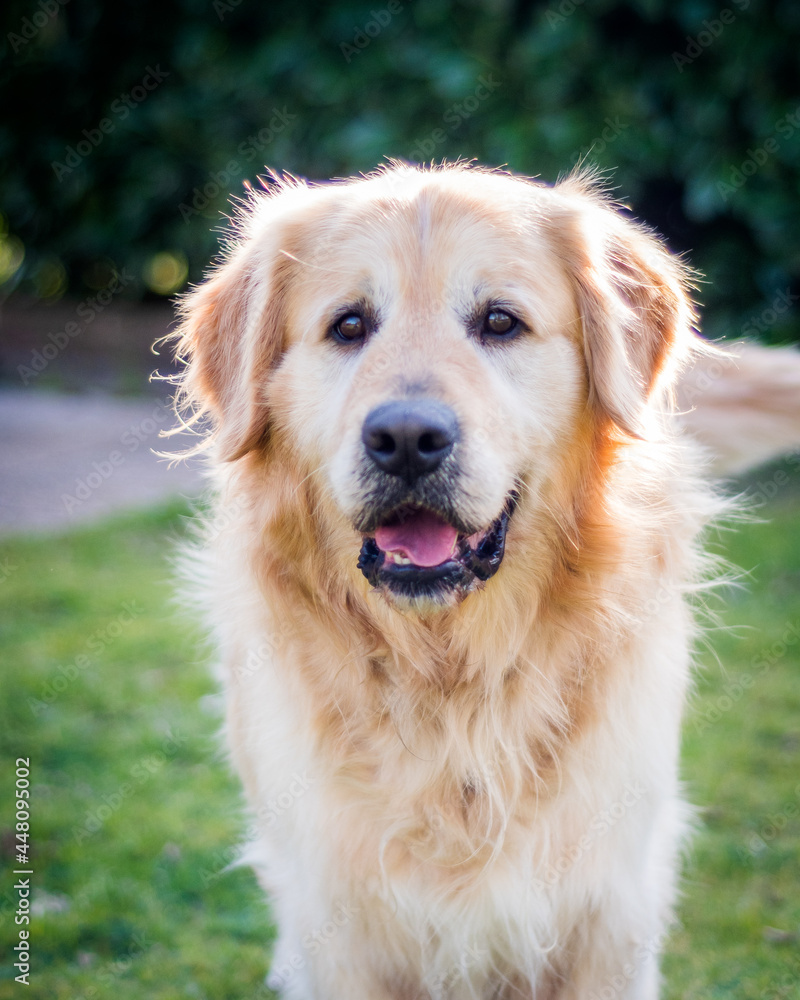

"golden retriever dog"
[167,162,800,999]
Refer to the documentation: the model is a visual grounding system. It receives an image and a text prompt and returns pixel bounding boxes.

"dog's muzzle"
[355,398,515,603]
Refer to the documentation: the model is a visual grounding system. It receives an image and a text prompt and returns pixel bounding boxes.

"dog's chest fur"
[207,451,702,994]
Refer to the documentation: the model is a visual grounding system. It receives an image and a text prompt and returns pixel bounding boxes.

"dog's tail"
[676,342,800,476]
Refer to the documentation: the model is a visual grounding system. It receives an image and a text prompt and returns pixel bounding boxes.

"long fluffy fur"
[165,163,791,999]
[677,341,800,475]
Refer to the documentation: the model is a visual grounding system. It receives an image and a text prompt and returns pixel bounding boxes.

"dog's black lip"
[459,500,514,581]
[357,493,517,595]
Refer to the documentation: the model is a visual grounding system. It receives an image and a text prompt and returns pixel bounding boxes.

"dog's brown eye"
[483,309,518,337]
[333,313,367,343]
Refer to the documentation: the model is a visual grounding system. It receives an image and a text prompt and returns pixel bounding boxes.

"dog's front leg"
[264,905,424,1000]
[268,953,423,1000]
[556,917,663,1000]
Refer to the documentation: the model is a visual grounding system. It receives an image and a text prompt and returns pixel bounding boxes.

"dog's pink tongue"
[375,510,458,567]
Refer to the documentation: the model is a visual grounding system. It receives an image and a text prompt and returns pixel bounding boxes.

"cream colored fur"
[677,341,800,476]
[166,163,796,999]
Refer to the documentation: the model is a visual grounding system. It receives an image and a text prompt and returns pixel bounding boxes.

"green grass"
[0,504,274,1000]
[665,485,800,1000]
[1,493,798,999]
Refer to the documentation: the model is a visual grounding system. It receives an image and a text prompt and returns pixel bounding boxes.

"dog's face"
[276,174,587,606]
[174,166,694,610]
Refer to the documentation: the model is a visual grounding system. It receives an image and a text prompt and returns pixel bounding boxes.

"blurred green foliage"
[1,0,799,342]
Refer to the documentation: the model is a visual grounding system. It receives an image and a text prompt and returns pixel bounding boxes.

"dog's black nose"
[362,400,459,484]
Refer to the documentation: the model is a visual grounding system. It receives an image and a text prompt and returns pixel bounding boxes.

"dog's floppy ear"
[169,206,293,463]
[553,178,697,437]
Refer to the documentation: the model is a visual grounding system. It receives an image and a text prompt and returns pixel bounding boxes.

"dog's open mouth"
[357,495,516,602]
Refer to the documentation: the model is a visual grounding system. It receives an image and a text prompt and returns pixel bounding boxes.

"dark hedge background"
[1,0,799,344]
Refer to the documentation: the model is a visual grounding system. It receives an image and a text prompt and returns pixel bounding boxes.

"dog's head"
[170,164,696,610]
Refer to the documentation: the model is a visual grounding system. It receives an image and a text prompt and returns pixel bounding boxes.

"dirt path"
[0,389,205,535]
